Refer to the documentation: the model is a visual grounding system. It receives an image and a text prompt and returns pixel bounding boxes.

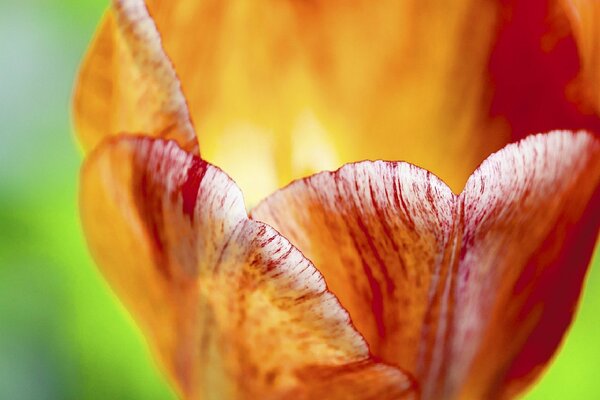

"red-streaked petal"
[80,135,415,399]
[73,0,197,154]
[252,131,599,399]
[252,160,457,381]
[454,131,599,399]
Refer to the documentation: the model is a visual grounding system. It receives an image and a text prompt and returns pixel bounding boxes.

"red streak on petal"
[181,158,207,221]
[133,140,170,278]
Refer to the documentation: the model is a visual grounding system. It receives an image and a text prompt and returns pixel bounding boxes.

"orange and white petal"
[252,131,599,399]
[251,160,458,390]
[80,135,415,399]
[73,0,197,154]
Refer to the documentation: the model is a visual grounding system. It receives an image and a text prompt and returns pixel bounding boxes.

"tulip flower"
[74,1,600,399]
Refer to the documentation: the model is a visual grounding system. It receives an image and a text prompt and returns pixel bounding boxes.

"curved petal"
[75,0,600,205]
[252,160,457,381]
[455,131,600,399]
[80,135,415,399]
[136,0,505,202]
[73,0,197,154]
[252,131,599,399]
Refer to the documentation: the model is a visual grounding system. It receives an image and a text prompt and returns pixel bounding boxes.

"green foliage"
[0,1,174,398]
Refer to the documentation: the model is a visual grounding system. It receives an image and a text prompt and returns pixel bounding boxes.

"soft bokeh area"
[0,1,597,399]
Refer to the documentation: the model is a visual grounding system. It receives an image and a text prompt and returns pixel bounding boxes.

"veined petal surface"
[455,131,599,399]
[252,131,600,399]
[80,135,415,399]
[253,160,457,382]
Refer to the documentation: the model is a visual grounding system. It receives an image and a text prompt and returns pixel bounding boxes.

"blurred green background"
[0,1,597,399]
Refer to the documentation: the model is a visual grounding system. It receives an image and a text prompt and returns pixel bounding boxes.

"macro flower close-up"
[1,0,597,399]
[71,0,600,398]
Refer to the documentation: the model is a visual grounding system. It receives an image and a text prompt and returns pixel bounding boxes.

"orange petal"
[140,0,505,201]
[286,361,417,400]
[76,1,600,205]
[73,0,197,154]
[80,135,415,399]
[561,0,600,112]
[252,131,599,399]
